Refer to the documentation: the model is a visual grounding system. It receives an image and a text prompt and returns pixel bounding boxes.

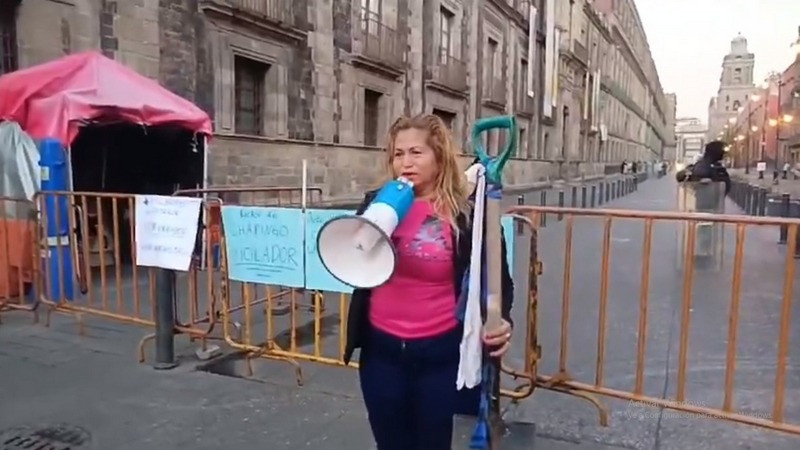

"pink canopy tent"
[0,51,213,145]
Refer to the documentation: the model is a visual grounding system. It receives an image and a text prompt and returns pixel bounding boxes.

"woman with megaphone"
[342,114,514,450]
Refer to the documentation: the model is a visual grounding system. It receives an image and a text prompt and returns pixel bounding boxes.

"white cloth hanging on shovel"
[457,164,486,390]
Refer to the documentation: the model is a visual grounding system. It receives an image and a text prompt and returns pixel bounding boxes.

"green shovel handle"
[471,115,517,185]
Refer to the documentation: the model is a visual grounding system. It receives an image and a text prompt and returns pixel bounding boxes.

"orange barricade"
[28,187,324,363]
[217,207,540,399]
[164,187,324,360]
[0,196,39,320]
[506,204,800,436]
[33,191,213,338]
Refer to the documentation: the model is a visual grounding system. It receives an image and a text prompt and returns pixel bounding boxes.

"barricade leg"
[154,268,178,370]
[795,225,800,258]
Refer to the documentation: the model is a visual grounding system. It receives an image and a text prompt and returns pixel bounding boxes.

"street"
[2,174,800,449]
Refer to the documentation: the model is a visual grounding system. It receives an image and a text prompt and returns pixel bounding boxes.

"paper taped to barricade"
[221,206,305,288]
[134,195,202,271]
[305,208,356,293]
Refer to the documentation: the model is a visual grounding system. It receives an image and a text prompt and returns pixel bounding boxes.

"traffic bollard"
[591,185,597,207]
[154,268,177,370]
[744,185,752,214]
[779,193,790,244]
[581,185,587,208]
[758,188,767,216]
[599,183,604,205]
[516,195,524,235]
[571,186,577,207]
[539,190,547,227]
[558,190,564,221]
[605,182,610,203]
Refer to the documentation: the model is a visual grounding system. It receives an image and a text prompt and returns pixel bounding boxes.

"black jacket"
[343,190,515,365]
[675,160,731,194]
[675,142,731,194]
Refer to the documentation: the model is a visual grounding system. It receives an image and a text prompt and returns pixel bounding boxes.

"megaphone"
[317,177,415,289]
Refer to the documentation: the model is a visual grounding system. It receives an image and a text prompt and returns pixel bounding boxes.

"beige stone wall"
[208,135,605,202]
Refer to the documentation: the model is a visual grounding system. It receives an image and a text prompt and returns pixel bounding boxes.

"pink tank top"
[369,199,458,339]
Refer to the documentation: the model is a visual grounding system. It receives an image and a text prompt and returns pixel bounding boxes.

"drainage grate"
[1,424,90,450]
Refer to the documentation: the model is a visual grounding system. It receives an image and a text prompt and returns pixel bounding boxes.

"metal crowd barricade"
[218,209,540,400]
[676,181,726,271]
[27,188,323,361]
[33,191,161,332]
[506,204,800,436]
[0,196,40,321]
[160,186,324,362]
[31,190,223,344]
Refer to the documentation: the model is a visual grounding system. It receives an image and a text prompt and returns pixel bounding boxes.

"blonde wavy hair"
[384,114,469,223]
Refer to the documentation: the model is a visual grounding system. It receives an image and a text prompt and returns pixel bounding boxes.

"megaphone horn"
[317,178,416,289]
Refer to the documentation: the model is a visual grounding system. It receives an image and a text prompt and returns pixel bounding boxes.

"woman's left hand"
[483,319,512,358]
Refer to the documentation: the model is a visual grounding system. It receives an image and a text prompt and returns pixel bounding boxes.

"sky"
[634,0,800,121]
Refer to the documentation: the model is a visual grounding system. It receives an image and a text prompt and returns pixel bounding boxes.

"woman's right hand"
[464,163,482,195]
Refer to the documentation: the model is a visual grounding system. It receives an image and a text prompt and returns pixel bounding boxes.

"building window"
[361,0,381,35]
[364,89,382,146]
[433,108,456,130]
[518,126,527,157]
[0,2,18,75]
[234,56,269,136]
[439,7,454,63]
[486,38,499,86]
[520,58,529,97]
[543,132,549,159]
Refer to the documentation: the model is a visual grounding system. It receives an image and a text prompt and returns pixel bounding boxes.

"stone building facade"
[589,0,673,164]
[3,0,669,200]
[675,117,707,165]
[663,93,677,162]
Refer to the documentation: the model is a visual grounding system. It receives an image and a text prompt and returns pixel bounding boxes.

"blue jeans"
[359,325,475,450]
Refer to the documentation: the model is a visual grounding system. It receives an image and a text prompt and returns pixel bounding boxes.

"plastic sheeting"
[0,121,40,205]
[0,121,38,299]
[0,51,213,145]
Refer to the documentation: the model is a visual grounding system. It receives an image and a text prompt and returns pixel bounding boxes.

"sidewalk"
[729,168,800,198]
[0,312,621,450]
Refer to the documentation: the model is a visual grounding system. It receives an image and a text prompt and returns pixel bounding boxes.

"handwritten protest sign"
[134,195,202,271]
[217,205,516,290]
[221,206,304,287]
[305,209,356,293]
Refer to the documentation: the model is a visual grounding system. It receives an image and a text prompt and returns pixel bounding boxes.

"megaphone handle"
[484,197,504,332]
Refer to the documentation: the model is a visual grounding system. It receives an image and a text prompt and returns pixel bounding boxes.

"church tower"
[707,34,756,141]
